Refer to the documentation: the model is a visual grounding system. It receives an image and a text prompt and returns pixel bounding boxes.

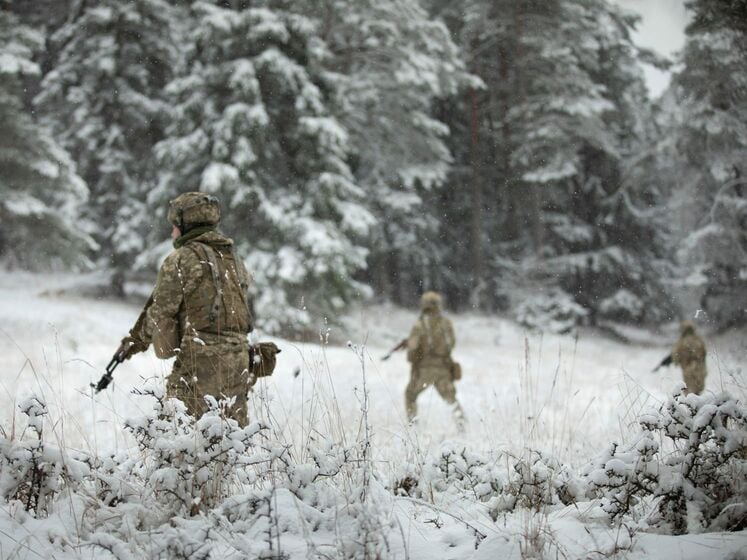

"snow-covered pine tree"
[424,0,513,308]
[664,0,747,329]
[0,6,91,269]
[304,0,472,306]
[430,0,673,326]
[154,1,374,333]
[35,0,176,294]
[521,0,675,326]
[9,0,72,36]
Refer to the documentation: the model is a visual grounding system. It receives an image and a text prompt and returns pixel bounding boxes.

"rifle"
[652,353,673,372]
[92,353,124,393]
[92,293,153,393]
[381,338,408,361]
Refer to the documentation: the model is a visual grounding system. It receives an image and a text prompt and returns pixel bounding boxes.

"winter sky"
[610,0,690,97]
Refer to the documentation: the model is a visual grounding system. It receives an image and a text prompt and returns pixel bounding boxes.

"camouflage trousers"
[405,360,463,422]
[166,332,251,426]
[682,365,706,395]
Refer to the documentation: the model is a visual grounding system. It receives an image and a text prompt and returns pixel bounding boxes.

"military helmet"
[680,320,696,336]
[420,291,442,312]
[168,192,220,232]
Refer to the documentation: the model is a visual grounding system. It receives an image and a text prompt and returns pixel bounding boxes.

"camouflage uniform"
[130,193,254,425]
[671,320,707,395]
[405,292,464,423]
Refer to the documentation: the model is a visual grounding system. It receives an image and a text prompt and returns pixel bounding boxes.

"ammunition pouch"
[450,359,462,381]
[249,342,281,378]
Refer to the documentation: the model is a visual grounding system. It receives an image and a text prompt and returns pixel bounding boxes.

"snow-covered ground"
[1,270,746,559]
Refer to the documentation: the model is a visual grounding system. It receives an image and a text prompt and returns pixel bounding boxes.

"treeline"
[1,0,745,333]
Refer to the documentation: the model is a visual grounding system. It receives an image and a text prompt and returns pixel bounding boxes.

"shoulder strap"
[231,247,251,315]
[188,242,223,325]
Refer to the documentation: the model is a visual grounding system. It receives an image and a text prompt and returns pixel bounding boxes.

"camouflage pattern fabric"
[137,229,253,425]
[405,294,463,422]
[405,365,458,420]
[166,332,250,425]
[672,321,707,395]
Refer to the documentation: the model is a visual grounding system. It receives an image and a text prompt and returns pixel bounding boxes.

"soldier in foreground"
[115,192,254,425]
[405,291,464,425]
[655,320,708,395]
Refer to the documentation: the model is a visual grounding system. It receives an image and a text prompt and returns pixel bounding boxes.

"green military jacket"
[140,229,252,357]
[407,312,455,366]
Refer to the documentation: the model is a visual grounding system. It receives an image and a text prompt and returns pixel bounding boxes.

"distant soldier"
[117,192,254,425]
[667,320,708,395]
[405,291,464,424]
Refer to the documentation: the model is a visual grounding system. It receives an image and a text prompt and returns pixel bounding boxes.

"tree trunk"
[469,87,485,306]
[512,2,544,257]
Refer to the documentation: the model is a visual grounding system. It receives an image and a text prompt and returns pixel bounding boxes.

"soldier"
[671,320,708,395]
[117,192,254,425]
[405,291,464,425]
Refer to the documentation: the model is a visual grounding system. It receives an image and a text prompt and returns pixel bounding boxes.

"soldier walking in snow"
[405,291,464,425]
[115,192,255,425]
[671,320,708,395]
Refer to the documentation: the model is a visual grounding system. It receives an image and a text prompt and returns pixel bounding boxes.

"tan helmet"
[168,192,220,232]
[420,291,442,312]
[680,320,696,336]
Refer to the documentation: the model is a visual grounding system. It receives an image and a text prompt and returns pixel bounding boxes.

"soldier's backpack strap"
[189,242,224,326]
[231,247,253,327]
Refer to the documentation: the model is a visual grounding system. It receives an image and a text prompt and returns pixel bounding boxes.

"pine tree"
[0,6,91,269]
[430,0,673,325]
[528,0,674,325]
[35,0,176,294]
[665,0,747,329]
[154,1,374,332]
[305,0,471,306]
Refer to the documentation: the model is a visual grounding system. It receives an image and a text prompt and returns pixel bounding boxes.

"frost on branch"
[123,385,272,516]
[583,390,747,533]
[0,396,90,516]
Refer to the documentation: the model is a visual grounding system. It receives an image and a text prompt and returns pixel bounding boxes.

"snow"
[200,162,240,192]
[0,270,745,558]
[0,52,39,76]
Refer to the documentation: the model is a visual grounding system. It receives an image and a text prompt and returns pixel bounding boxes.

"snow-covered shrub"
[583,438,659,523]
[122,384,275,516]
[0,397,89,515]
[406,444,584,519]
[598,288,645,323]
[490,450,585,517]
[514,289,588,334]
[392,460,420,498]
[584,391,747,533]
[418,444,505,503]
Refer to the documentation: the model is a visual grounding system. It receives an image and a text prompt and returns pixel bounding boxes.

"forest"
[2,0,746,335]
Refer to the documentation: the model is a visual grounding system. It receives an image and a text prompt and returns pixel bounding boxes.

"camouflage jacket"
[672,333,706,370]
[136,229,253,356]
[407,312,455,365]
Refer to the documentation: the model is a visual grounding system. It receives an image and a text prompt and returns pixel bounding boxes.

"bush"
[514,289,588,334]
[583,390,747,533]
[0,396,89,516]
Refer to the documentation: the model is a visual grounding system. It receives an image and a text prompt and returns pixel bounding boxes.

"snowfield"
[1,270,746,559]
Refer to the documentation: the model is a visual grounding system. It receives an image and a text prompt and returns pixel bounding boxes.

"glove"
[116,335,148,361]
